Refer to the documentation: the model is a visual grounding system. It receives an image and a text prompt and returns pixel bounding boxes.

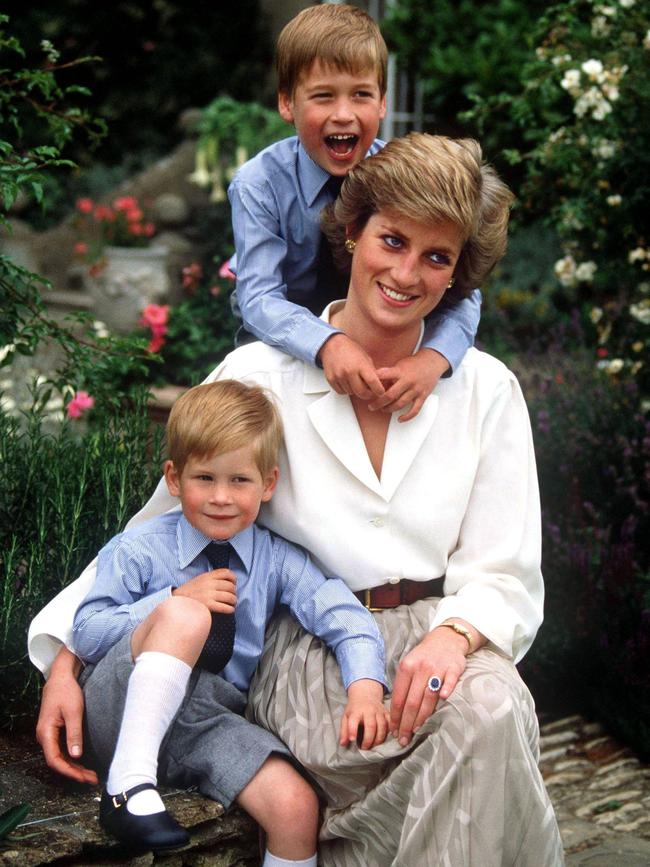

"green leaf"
[0,803,30,839]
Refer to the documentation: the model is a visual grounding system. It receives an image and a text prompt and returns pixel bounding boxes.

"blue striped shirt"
[228,135,482,368]
[72,510,386,692]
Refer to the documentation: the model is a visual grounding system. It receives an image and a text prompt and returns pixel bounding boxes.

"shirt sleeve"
[71,539,172,665]
[421,288,482,373]
[273,539,387,690]
[229,178,339,364]
[429,374,544,662]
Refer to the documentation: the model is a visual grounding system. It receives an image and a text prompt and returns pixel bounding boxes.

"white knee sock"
[106,651,191,815]
[262,853,317,867]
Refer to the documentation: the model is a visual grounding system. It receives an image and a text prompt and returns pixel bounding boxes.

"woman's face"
[347,208,463,336]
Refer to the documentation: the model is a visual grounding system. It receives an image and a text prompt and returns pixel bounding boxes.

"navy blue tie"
[197,541,236,674]
[311,175,349,313]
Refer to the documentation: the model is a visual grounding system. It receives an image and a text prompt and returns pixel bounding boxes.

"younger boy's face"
[279,60,386,177]
[165,446,278,541]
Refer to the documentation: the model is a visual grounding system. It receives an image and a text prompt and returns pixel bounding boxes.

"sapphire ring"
[426,675,442,693]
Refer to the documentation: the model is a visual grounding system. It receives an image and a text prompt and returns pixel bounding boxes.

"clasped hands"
[318,333,449,422]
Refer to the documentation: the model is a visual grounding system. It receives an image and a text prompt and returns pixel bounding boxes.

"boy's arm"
[421,288,482,373]
[72,541,172,665]
[229,178,341,364]
[274,539,386,690]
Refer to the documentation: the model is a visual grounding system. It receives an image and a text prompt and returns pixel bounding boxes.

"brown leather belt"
[354,577,444,611]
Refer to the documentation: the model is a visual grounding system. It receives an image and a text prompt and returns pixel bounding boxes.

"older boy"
[229,4,482,421]
[72,381,387,866]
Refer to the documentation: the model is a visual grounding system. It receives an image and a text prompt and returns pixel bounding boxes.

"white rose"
[590,307,604,323]
[561,69,582,92]
[628,248,647,263]
[606,194,622,206]
[554,255,577,286]
[576,261,597,282]
[582,58,604,80]
[619,0,635,8]
[607,359,624,374]
[630,300,650,325]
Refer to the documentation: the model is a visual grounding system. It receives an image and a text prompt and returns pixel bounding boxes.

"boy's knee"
[154,595,211,635]
[272,768,319,826]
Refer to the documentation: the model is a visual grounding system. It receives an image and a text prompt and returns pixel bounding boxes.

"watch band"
[439,621,474,653]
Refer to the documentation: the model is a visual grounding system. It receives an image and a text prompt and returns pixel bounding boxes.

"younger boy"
[72,381,388,866]
[228,3,482,422]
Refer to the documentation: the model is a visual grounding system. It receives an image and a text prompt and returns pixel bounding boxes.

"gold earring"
[344,238,356,254]
[447,276,455,289]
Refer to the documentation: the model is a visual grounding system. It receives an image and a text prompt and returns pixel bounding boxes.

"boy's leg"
[106,596,210,816]
[236,755,318,866]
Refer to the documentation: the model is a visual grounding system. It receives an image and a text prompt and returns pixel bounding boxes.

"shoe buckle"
[112,791,127,809]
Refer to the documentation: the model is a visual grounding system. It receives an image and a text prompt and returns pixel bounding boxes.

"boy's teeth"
[326,134,357,154]
[381,284,412,302]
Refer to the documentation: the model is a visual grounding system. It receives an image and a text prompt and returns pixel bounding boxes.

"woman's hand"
[340,678,390,749]
[389,624,479,747]
[35,646,98,785]
[372,348,450,422]
[318,333,386,401]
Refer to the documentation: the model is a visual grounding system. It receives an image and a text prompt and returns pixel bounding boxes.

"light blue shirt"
[72,510,386,692]
[228,135,482,367]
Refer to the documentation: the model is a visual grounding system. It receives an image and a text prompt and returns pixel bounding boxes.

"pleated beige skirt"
[247,599,565,866]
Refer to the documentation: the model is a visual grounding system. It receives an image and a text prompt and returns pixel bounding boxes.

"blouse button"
[370,517,385,527]
[387,576,401,585]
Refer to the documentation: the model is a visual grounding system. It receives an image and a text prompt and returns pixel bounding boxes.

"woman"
[30,134,564,866]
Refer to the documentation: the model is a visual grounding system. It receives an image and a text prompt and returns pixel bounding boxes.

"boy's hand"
[340,679,389,750]
[372,348,450,422]
[173,568,237,613]
[318,334,386,401]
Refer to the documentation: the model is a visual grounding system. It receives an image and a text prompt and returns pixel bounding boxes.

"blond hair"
[276,4,387,96]
[166,380,283,477]
[321,132,514,297]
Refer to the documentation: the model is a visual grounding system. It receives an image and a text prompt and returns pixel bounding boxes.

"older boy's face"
[279,60,386,177]
[165,447,278,541]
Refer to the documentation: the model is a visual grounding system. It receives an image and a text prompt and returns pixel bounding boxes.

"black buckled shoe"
[99,783,190,851]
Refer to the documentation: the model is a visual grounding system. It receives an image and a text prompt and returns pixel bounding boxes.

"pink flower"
[66,390,95,419]
[182,262,203,292]
[76,197,94,214]
[94,204,115,222]
[139,304,170,329]
[113,196,138,212]
[147,333,166,353]
[209,285,221,297]
[74,241,88,256]
[143,222,155,237]
[218,259,236,281]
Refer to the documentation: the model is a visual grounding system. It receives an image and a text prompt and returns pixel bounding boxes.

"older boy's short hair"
[276,4,388,96]
[321,132,514,298]
[166,380,283,477]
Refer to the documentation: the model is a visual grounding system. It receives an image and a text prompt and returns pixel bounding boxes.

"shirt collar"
[176,514,255,572]
[297,143,331,207]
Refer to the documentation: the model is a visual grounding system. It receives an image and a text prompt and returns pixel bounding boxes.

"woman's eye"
[383,235,402,249]
[428,252,451,266]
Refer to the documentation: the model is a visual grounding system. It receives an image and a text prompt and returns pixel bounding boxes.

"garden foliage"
[1,17,164,728]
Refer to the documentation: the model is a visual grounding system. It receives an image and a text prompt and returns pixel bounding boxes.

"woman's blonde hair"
[276,4,387,96]
[321,133,514,297]
[166,380,283,477]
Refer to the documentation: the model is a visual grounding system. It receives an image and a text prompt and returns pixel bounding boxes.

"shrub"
[470,0,650,393]
[0,389,163,728]
[516,350,650,756]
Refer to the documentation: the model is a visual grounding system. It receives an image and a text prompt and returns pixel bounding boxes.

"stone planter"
[85,244,169,333]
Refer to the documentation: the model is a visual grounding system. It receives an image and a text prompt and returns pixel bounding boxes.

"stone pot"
[85,244,169,333]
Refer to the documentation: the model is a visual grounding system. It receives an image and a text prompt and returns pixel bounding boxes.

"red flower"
[597,347,608,358]
[66,390,95,419]
[182,262,203,292]
[147,334,166,353]
[94,204,115,222]
[113,196,138,212]
[76,197,94,214]
[74,241,88,257]
[139,303,170,331]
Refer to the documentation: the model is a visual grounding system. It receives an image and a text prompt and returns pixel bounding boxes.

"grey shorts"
[79,633,293,808]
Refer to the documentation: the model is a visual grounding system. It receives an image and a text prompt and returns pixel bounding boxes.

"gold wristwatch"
[439,621,474,654]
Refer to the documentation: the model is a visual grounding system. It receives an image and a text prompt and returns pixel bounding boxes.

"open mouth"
[325,134,359,156]
[379,283,416,304]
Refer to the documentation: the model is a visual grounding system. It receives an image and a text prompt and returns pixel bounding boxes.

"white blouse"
[28,319,543,674]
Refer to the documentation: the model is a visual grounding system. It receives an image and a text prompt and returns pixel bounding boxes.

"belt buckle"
[364,588,382,613]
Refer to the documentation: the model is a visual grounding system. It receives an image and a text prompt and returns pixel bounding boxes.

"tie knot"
[205,541,231,570]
